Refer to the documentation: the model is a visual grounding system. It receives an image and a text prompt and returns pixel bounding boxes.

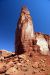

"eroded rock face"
[35,33,49,55]
[15,6,50,55]
[15,7,35,54]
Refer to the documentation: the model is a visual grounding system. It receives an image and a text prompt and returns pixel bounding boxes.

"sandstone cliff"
[15,6,50,55]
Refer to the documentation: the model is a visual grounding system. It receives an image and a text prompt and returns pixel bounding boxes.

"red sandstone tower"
[15,6,50,55]
[15,7,35,54]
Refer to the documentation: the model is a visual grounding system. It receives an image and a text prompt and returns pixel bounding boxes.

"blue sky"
[0,0,50,52]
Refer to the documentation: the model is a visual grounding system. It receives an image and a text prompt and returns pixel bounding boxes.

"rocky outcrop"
[35,32,49,55]
[15,6,35,54]
[0,50,50,75]
[0,6,50,75]
[15,7,50,55]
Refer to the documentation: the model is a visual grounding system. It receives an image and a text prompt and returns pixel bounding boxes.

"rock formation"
[15,6,35,54]
[15,6,50,55]
[35,33,49,55]
[0,6,50,75]
[0,49,50,75]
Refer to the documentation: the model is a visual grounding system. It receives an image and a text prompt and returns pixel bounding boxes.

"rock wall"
[15,7,50,55]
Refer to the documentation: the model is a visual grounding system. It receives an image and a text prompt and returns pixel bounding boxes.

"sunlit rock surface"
[0,49,50,75]
[35,33,49,55]
[15,7,50,55]
[15,7,35,54]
